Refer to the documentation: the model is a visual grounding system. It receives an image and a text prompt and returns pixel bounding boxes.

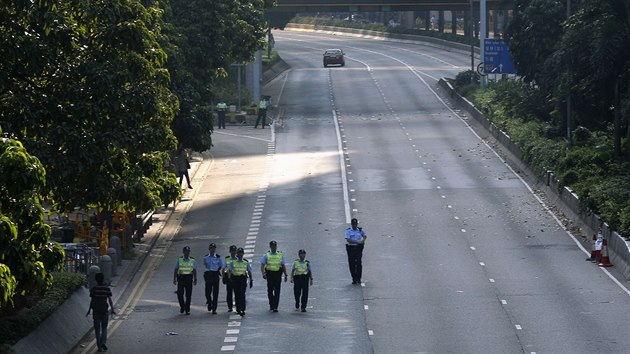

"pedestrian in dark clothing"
[224,245,238,312]
[228,247,253,316]
[291,249,313,312]
[260,240,287,312]
[177,145,193,189]
[88,272,115,352]
[203,243,223,314]
[345,218,367,284]
[173,246,197,315]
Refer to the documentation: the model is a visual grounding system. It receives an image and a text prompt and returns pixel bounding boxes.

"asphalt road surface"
[76,30,630,354]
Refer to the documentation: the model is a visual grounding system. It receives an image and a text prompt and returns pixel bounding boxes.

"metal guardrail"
[60,243,99,274]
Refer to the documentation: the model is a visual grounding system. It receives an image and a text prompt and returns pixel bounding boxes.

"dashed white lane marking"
[368,330,374,336]
[228,321,241,327]
[470,246,476,250]
[515,325,522,330]
[501,300,507,305]
[364,305,369,310]
[479,262,485,266]
[226,329,239,334]
[224,337,238,343]
[489,279,495,283]
[221,345,235,351]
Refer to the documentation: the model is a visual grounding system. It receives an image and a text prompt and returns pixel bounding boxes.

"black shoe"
[97,349,103,353]
[239,311,245,316]
[273,309,278,312]
[212,310,217,314]
[352,281,357,284]
[301,308,306,312]
[180,307,184,314]
[102,345,108,351]
[185,311,190,315]
[295,302,299,309]
[207,305,212,311]
[188,186,193,189]
[228,308,233,312]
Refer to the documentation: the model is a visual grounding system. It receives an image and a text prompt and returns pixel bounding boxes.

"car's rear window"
[325,50,342,55]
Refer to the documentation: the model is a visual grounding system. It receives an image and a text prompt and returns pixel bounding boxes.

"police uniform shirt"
[203,253,223,272]
[229,259,252,274]
[261,251,285,269]
[345,227,367,245]
[174,256,198,273]
[292,259,311,275]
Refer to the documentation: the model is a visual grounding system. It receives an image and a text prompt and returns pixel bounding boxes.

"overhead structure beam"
[271,0,512,12]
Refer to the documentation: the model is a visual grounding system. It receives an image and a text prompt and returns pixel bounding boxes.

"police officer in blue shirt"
[203,243,223,314]
[345,218,367,284]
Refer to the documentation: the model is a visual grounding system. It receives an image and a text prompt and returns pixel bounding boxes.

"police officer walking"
[203,243,223,314]
[291,249,313,312]
[173,246,198,315]
[228,247,253,316]
[216,101,227,129]
[223,245,238,312]
[345,218,367,284]
[260,240,287,312]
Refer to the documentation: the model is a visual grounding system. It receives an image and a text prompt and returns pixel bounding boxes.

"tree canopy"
[506,0,630,158]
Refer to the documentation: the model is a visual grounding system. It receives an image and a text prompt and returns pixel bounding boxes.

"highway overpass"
[271,0,512,12]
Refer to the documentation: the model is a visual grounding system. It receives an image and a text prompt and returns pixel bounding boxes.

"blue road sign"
[483,39,516,74]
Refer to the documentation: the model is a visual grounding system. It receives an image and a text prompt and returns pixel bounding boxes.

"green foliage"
[0,272,85,346]
[0,0,179,213]
[161,0,270,152]
[0,135,64,309]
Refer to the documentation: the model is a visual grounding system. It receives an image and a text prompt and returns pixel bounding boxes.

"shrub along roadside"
[0,272,85,349]
[451,72,630,237]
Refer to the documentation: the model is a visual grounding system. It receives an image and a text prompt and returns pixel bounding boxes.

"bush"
[0,272,85,347]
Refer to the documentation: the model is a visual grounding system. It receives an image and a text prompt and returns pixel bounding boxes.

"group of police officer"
[173,218,365,316]
[173,240,314,316]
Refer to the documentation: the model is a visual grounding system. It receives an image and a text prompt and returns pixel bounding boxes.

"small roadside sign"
[483,39,516,74]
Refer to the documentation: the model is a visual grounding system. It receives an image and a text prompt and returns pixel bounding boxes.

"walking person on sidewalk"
[228,247,253,316]
[345,218,367,284]
[203,243,223,314]
[88,272,115,352]
[173,246,197,315]
[176,145,193,189]
[223,245,238,312]
[291,249,313,312]
[261,240,287,312]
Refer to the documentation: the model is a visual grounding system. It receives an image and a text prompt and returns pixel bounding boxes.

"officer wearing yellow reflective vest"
[223,245,238,312]
[216,101,227,129]
[260,240,287,312]
[173,246,197,315]
[290,249,313,312]
[228,247,252,316]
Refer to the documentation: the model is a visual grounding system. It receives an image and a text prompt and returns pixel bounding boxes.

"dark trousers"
[204,271,220,311]
[232,276,248,313]
[177,274,193,312]
[225,278,235,310]
[346,244,364,282]
[178,169,191,187]
[266,270,282,310]
[293,275,309,309]
[218,111,226,129]
[255,108,267,128]
[92,312,109,349]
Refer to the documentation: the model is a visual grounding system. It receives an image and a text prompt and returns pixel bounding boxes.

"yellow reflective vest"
[265,251,283,271]
[177,257,195,275]
[232,259,249,276]
[293,259,310,276]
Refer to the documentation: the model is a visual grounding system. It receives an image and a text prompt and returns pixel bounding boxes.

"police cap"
[208,243,216,248]
[269,240,277,246]
[183,246,191,252]
[236,247,244,253]
[229,245,237,251]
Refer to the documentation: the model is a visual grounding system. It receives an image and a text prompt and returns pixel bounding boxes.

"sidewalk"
[14,155,205,354]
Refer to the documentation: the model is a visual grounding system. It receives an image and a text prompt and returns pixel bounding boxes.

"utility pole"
[480,0,487,88]
[566,0,572,148]
[470,0,474,74]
